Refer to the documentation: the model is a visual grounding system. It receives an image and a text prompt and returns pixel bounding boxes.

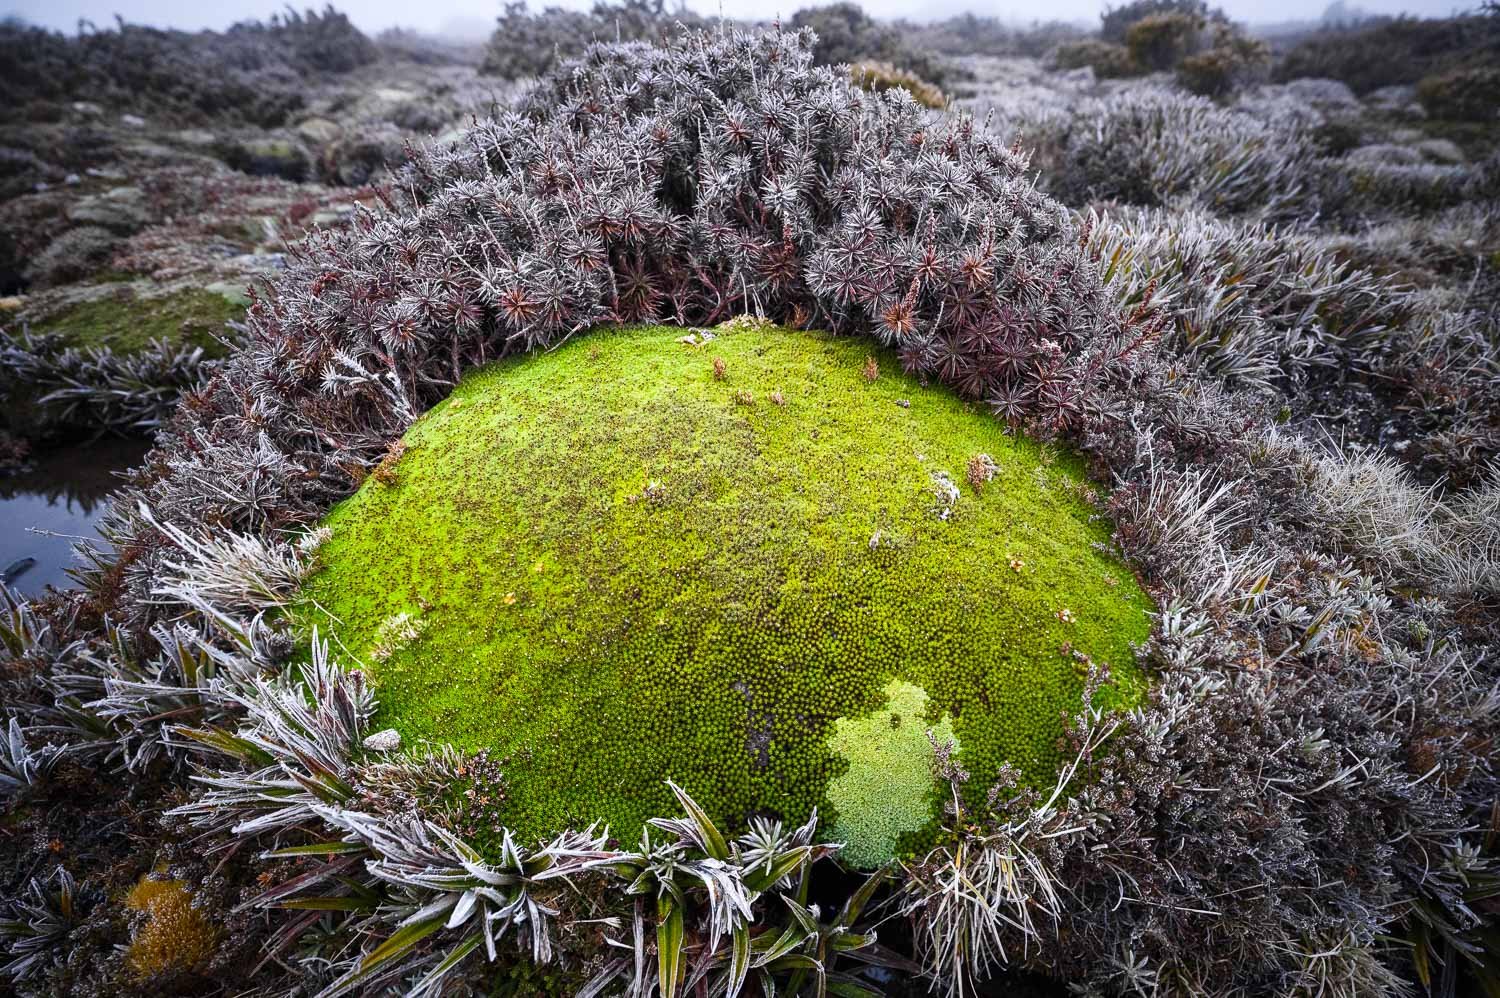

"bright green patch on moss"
[825,680,956,867]
[300,321,1154,862]
[33,287,243,356]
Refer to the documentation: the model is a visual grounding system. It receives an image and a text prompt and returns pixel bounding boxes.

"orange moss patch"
[124,874,219,980]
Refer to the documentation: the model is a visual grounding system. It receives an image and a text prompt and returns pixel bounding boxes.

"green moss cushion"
[300,321,1153,864]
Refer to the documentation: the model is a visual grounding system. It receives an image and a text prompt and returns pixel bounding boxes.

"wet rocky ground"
[0,50,520,481]
[0,50,523,597]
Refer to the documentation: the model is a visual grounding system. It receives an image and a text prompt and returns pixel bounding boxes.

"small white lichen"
[930,471,960,521]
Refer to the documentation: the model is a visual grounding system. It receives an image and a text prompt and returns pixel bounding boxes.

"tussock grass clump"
[1020,88,1318,217]
[301,322,1152,862]
[1085,205,1409,395]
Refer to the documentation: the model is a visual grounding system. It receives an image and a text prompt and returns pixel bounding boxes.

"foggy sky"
[2,0,1477,40]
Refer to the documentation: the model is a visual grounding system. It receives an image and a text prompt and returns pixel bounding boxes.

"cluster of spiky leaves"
[1014,88,1322,218]
[157,644,911,997]
[0,327,224,436]
[104,24,1138,540]
[0,868,96,983]
[1,22,1498,998]
[1082,204,1500,484]
[1007,83,1499,224]
[1084,205,1409,396]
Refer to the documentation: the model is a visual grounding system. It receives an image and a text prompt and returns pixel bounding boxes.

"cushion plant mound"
[300,321,1154,865]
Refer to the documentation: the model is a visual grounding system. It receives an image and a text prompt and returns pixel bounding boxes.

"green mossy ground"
[32,286,243,356]
[300,321,1154,863]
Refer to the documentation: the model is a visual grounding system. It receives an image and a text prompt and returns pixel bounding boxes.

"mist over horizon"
[1,0,1482,40]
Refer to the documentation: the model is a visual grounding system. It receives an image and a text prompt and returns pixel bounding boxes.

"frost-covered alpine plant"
[0,327,224,435]
[2,23,1498,998]
[1001,82,1500,226]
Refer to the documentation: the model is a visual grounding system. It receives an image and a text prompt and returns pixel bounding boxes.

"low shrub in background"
[1176,23,1269,97]
[1273,14,1499,95]
[1416,66,1500,121]
[1049,39,1138,77]
[478,0,701,79]
[0,6,376,126]
[850,59,946,107]
[481,1,953,88]
[1045,2,1267,97]
[791,2,951,86]
[1100,0,1225,44]
[1125,11,1203,72]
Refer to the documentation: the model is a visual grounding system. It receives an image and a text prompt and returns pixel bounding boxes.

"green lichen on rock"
[299,321,1154,862]
[825,680,957,867]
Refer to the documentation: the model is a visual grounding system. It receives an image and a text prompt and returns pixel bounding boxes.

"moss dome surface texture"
[301,321,1153,864]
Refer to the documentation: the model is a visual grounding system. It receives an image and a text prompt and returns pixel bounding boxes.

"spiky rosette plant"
[80,24,1149,556]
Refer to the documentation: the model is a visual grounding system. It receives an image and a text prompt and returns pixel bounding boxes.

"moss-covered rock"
[29,285,243,355]
[300,322,1154,864]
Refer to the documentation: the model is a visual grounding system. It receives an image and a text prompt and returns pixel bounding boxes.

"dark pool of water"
[1,436,150,597]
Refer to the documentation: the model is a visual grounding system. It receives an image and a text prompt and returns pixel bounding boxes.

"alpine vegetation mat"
[1,21,1498,998]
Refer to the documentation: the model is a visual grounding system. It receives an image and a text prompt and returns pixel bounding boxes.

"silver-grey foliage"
[0,328,222,433]
[0,868,91,983]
